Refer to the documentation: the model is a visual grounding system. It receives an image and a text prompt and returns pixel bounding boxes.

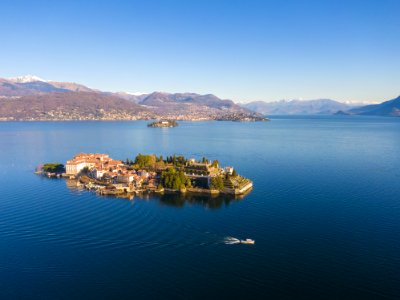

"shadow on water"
[155,192,247,209]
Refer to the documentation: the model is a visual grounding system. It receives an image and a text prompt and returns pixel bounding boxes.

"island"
[147,120,178,128]
[38,153,253,199]
[35,163,65,177]
[216,113,270,122]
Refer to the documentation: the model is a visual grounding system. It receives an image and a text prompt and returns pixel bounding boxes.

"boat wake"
[223,236,241,245]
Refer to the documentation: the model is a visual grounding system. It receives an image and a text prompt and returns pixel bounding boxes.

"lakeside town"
[37,153,253,199]
[1,112,268,122]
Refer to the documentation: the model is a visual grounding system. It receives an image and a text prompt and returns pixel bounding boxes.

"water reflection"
[155,192,247,209]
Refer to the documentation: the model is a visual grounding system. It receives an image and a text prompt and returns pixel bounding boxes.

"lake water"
[1,116,400,299]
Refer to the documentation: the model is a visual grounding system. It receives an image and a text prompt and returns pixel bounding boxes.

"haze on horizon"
[1,0,399,104]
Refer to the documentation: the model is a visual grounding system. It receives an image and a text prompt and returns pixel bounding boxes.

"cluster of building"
[66,153,157,191]
[64,153,252,196]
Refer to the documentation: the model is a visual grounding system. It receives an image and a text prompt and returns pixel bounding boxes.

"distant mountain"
[347,96,400,116]
[140,92,239,109]
[48,81,94,93]
[0,75,94,96]
[109,92,148,103]
[136,92,254,118]
[8,75,46,83]
[0,78,70,96]
[243,99,356,115]
[0,92,150,120]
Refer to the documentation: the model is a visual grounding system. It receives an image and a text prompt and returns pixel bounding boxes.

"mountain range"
[345,96,400,117]
[0,75,398,120]
[242,99,359,115]
[0,75,262,121]
[243,97,400,117]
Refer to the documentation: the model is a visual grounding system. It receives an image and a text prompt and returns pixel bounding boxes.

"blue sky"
[1,0,399,103]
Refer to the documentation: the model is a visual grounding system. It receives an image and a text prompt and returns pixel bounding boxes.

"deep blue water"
[0,116,400,299]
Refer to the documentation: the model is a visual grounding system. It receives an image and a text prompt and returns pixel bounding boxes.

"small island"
[148,120,178,128]
[35,163,65,177]
[38,153,253,199]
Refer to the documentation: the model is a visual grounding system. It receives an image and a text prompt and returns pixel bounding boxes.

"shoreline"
[38,172,253,199]
[60,176,252,200]
[1,117,269,122]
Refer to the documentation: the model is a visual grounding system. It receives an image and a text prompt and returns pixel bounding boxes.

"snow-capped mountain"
[0,75,96,96]
[9,75,46,83]
[242,99,360,115]
[347,95,400,116]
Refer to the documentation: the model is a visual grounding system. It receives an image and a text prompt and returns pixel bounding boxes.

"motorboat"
[240,239,255,244]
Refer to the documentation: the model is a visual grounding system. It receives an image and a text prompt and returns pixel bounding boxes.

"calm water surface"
[0,116,400,299]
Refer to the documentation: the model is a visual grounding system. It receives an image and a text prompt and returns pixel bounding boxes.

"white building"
[66,161,93,175]
[224,166,234,175]
[65,153,110,175]
[116,174,134,183]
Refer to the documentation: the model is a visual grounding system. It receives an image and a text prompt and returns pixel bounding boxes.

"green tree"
[134,154,156,169]
[42,163,65,173]
[161,167,190,190]
[211,176,224,191]
[232,169,238,177]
